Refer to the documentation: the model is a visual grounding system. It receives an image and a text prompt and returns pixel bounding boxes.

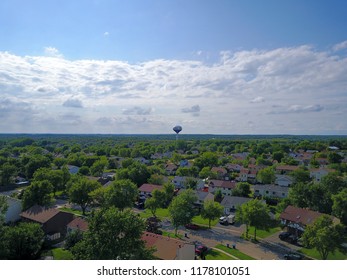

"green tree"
[292,167,311,184]
[236,199,271,240]
[3,222,44,259]
[168,189,197,235]
[328,152,343,164]
[90,158,108,177]
[256,166,275,184]
[0,163,17,186]
[302,215,344,260]
[199,167,212,179]
[68,177,100,215]
[145,197,160,217]
[184,177,198,190]
[22,180,54,210]
[201,200,223,228]
[332,189,347,225]
[162,182,175,207]
[71,208,153,260]
[33,168,65,196]
[214,189,223,203]
[104,179,138,211]
[232,182,251,197]
[25,155,51,179]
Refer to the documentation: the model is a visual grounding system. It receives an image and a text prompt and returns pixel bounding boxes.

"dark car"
[279,232,291,240]
[185,223,200,230]
[195,245,208,255]
[284,253,303,260]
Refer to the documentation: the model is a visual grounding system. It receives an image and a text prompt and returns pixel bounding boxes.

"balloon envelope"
[173,125,182,134]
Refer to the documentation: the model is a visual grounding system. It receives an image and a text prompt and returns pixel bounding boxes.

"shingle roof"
[280,205,322,226]
[209,180,236,189]
[220,196,252,208]
[139,184,163,193]
[20,205,60,224]
[67,217,89,232]
[142,232,192,260]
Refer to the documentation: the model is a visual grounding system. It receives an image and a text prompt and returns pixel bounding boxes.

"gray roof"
[220,196,252,208]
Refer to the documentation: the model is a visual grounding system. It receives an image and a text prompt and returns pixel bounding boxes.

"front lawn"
[192,215,218,228]
[52,248,73,260]
[247,226,281,239]
[205,249,235,260]
[60,207,84,216]
[138,208,170,219]
[215,244,255,260]
[298,247,347,260]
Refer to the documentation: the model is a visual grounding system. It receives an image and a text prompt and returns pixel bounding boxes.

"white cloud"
[250,96,265,103]
[122,106,153,115]
[104,31,109,36]
[44,47,63,58]
[63,98,84,108]
[1,42,347,134]
[181,105,201,116]
[333,41,347,52]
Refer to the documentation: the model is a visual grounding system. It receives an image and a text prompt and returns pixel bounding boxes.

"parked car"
[185,223,200,230]
[279,231,291,240]
[219,214,235,225]
[284,253,303,260]
[195,245,208,256]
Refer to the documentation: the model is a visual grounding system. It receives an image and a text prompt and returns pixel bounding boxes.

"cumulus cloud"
[250,96,265,103]
[122,106,153,115]
[333,41,347,52]
[44,47,63,58]
[1,41,347,134]
[104,31,110,36]
[268,104,324,114]
[181,105,200,116]
[63,98,84,108]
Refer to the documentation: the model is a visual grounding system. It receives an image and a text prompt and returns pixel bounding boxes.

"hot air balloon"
[173,125,182,140]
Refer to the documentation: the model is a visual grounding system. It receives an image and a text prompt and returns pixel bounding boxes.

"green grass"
[60,207,84,216]
[247,226,281,239]
[215,244,255,260]
[298,247,347,260]
[205,249,235,260]
[52,248,73,260]
[139,208,170,219]
[162,230,183,239]
[192,215,219,228]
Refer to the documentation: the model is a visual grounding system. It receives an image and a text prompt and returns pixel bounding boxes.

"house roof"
[139,184,163,193]
[20,205,60,224]
[211,167,227,174]
[195,191,214,201]
[209,180,236,189]
[67,217,89,232]
[142,232,192,260]
[165,164,177,171]
[253,184,289,194]
[276,165,299,172]
[280,205,322,226]
[220,196,252,208]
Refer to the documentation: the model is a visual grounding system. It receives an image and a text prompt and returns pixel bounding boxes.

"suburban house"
[138,184,163,196]
[67,165,80,175]
[20,205,74,240]
[275,165,299,175]
[309,168,335,182]
[211,167,229,180]
[135,157,150,165]
[165,163,178,175]
[179,159,192,168]
[1,195,22,223]
[275,174,294,187]
[220,196,252,215]
[225,163,242,173]
[142,232,195,260]
[238,168,257,183]
[194,191,214,209]
[67,217,89,233]
[172,176,204,190]
[280,205,339,238]
[208,179,236,196]
[252,184,289,199]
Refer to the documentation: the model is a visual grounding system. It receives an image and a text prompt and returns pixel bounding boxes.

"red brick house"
[138,184,163,196]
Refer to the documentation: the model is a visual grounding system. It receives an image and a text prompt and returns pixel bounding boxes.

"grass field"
[246,226,281,239]
[215,244,255,260]
[205,249,235,260]
[52,248,73,260]
[192,215,218,228]
[298,247,347,260]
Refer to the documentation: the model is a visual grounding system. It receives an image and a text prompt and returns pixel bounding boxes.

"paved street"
[161,221,294,260]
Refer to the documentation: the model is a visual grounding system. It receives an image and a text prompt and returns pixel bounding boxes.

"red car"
[195,245,208,255]
[185,223,200,230]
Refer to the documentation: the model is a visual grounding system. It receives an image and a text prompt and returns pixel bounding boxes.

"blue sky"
[0,0,347,134]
